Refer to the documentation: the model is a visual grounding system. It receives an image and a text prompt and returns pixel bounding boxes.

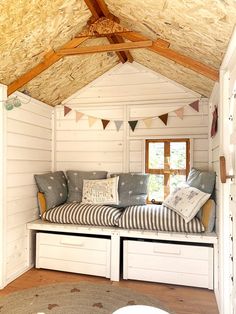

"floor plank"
[0,268,218,314]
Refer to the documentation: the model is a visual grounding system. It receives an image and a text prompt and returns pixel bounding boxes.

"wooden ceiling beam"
[121,32,219,81]
[57,41,152,56]
[84,0,132,63]
[107,34,133,63]
[7,37,88,96]
[84,0,102,20]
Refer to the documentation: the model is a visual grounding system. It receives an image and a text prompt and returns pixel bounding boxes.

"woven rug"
[0,281,173,314]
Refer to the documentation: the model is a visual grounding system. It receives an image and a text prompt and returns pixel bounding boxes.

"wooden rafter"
[57,41,152,56]
[121,32,219,81]
[7,37,88,96]
[84,0,133,63]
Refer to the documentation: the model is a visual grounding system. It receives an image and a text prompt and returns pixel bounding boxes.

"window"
[145,139,190,202]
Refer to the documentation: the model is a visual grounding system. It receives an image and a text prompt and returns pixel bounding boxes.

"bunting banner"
[174,107,184,120]
[189,100,199,112]
[128,120,138,132]
[143,117,153,128]
[101,119,110,130]
[75,111,83,122]
[62,98,201,131]
[88,115,97,127]
[114,120,123,132]
[158,113,168,125]
[64,105,72,116]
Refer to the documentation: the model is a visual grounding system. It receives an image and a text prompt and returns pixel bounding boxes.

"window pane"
[170,142,186,169]
[170,175,186,193]
[148,142,164,169]
[148,174,164,201]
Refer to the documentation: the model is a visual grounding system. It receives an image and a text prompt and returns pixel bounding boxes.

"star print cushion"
[110,173,149,208]
[66,170,108,203]
[187,168,216,195]
[163,186,211,223]
[34,171,68,211]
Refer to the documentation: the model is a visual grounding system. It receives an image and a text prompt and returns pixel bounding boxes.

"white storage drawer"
[123,240,213,289]
[36,233,111,278]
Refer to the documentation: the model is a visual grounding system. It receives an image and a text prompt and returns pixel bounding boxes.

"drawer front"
[123,240,213,289]
[36,233,111,278]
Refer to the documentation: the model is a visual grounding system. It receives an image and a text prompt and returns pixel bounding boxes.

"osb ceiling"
[0,0,236,106]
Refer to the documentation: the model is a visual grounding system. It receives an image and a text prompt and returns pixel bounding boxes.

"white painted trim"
[221,26,236,70]
[51,109,56,171]
[0,84,7,289]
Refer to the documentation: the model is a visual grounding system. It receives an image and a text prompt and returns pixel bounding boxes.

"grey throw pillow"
[66,170,108,203]
[34,171,67,210]
[187,168,216,195]
[111,173,149,208]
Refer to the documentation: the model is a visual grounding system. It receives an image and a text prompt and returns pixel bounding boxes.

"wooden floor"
[0,268,218,314]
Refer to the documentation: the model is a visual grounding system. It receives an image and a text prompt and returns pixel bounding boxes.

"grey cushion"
[187,168,216,195]
[34,171,67,210]
[111,173,149,208]
[66,170,108,203]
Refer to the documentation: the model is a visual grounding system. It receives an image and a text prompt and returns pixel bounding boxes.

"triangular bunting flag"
[114,120,123,132]
[189,100,199,112]
[128,120,138,132]
[88,115,97,127]
[158,113,168,125]
[101,119,110,130]
[75,111,83,122]
[64,105,72,116]
[174,107,184,120]
[143,118,153,128]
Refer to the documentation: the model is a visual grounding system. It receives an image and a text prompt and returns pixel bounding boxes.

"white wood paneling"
[5,92,52,284]
[57,63,209,175]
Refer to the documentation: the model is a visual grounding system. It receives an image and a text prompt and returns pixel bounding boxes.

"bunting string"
[62,99,201,132]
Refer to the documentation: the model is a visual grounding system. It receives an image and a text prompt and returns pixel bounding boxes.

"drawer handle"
[60,240,84,247]
[153,248,181,255]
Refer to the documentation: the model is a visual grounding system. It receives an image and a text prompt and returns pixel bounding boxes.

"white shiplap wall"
[209,83,220,233]
[55,62,209,173]
[5,92,52,284]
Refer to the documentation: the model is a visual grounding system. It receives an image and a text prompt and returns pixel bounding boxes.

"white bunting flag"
[143,117,153,128]
[88,115,97,127]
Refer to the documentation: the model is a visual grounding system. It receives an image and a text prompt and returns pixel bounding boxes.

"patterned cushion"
[163,186,210,223]
[110,173,149,207]
[43,203,123,227]
[82,177,119,205]
[117,204,205,233]
[187,168,216,195]
[34,171,67,210]
[66,170,108,203]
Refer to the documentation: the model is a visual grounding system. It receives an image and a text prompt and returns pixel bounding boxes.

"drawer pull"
[60,240,84,247]
[153,248,181,255]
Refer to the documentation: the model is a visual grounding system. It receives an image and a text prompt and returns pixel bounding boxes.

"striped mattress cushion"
[117,205,205,233]
[43,203,123,227]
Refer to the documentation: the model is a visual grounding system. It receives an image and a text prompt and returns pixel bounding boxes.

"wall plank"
[5,93,52,283]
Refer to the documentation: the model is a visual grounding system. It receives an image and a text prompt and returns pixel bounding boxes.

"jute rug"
[0,281,173,314]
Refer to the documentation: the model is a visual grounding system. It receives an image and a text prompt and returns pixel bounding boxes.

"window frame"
[145,138,190,199]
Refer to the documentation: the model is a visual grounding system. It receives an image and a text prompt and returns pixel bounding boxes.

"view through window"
[145,139,190,202]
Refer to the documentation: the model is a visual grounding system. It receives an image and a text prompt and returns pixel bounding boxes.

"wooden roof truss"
[7,0,219,97]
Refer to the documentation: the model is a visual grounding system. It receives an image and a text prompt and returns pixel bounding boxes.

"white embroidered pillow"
[82,176,119,205]
[163,186,210,223]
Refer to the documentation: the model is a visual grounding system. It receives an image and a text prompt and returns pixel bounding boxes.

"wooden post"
[0,84,7,288]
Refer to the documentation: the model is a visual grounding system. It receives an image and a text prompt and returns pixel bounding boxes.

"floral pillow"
[82,176,119,205]
[163,186,210,223]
